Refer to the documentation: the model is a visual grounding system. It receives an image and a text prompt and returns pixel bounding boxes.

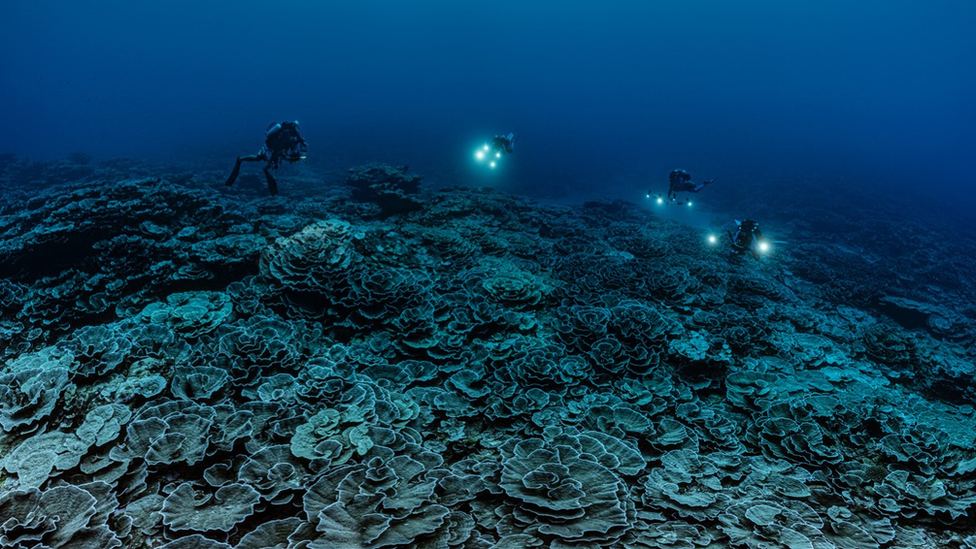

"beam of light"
[708,235,717,244]
[656,197,664,204]
[489,161,497,168]
[758,241,770,253]
[686,200,693,207]
[475,150,485,160]
[495,152,501,158]
[483,144,490,151]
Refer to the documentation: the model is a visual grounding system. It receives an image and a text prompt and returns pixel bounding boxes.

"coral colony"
[0,157,975,548]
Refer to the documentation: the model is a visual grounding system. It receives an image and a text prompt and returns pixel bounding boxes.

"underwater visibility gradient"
[1,1,976,548]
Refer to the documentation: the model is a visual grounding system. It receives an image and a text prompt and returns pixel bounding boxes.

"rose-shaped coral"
[481,270,548,309]
[0,367,69,433]
[260,220,359,294]
[499,437,632,542]
[139,291,233,338]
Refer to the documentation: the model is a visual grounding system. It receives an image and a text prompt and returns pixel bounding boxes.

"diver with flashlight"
[493,133,518,155]
[474,133,518,169]
[225,120,308,196]
[727,219,766,259]
[649,169,715,206]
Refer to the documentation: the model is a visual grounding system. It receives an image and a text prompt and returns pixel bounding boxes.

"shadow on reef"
[1,160,976,548]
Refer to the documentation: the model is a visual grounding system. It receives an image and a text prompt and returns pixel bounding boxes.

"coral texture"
[1,164,975,548]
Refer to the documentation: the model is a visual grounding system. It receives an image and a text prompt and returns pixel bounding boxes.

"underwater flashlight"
[475,150,485,160]
[489,161,497,168]
[708,235,717,245]
[758,241,770,253]
[495,152,501,158]
[483,144,490,151]
[656,197,664,205]
[686,200,693,207]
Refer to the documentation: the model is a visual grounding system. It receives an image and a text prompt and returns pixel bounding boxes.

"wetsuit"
[225,121,308,195]
[667,169,712,200]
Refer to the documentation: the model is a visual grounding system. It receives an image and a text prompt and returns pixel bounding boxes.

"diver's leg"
[224,158,244,187]
[692,179,715,192]
[225,154,264,187]
[263,166,279,196]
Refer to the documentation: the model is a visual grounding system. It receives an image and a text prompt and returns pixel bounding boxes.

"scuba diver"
[647,169,715,205]
[727,219,765,259]
[492,133,518,156]
[475,133,518,168]
[666,169,714,201]
[225,120,308,196]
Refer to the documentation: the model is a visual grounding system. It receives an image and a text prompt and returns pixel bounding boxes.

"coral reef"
[1,162,975,548]
[346,162,424,216]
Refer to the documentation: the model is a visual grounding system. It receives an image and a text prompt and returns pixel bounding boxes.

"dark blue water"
[2,1,974,208]
[5,4,976,546]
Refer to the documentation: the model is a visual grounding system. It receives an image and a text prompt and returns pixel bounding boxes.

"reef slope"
[1,161,975,548]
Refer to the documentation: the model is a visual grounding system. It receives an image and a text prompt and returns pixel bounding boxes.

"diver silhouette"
[225,121,308,195]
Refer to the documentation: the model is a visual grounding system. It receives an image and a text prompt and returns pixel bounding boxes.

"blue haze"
[1,1,974,209]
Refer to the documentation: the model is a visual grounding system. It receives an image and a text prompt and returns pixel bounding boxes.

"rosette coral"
[4,403,132,488]
[0,366,69,433]
[0,485,122,548]
[860,323,917,367]
[111,407,216,467]
[337,266,431,322]
[4,431,90,488]
[171,366,230,402]
[467,264,551,310]
[260,219,360,298]
[0,160,973,548]
[493,342,591,392]
[718,498,827,549]
[346,163,424,216]
[302,444,451,548]
[238,444,312,504]
[138,291,233,338]
[640,449,735,521]
[498,436,633,543]
[56,323,133,377]
[290,381,420,464]
[211,316,304,386]
[160,482,261,532]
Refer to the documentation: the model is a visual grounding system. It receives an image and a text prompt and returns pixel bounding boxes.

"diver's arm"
[293,125,308,147]
[727,230,746,252]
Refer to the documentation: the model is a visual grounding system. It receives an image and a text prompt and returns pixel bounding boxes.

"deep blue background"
[2,1,973,205]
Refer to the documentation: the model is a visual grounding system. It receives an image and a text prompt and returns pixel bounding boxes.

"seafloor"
[1,154,975,549]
